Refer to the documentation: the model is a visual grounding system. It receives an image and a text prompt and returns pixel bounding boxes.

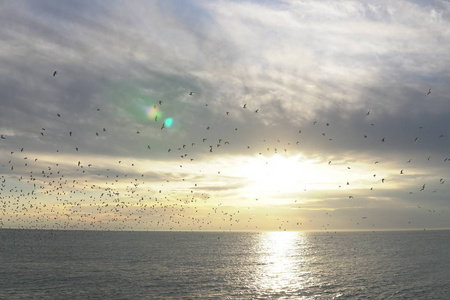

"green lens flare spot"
[165,118,173,127]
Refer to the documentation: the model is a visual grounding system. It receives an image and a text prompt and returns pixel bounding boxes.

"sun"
[240,154,335,199]
[246,155,302,192]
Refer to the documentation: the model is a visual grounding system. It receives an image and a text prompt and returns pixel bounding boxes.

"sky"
[1,0,450,232]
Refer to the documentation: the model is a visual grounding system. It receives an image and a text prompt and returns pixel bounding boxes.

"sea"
[0,229,449,299]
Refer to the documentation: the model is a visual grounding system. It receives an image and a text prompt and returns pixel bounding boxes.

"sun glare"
[254,231,311,294]
[241,154,335,198]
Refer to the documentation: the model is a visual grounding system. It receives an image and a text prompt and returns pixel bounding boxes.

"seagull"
[427,88,431,95]
[53,71,57,77]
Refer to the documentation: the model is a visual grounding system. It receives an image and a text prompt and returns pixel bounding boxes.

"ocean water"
[0,229,449,299]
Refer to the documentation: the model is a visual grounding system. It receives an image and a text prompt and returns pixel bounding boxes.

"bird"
[53,71,57,77]
[366,111,370,116]
[427,88,431,95]
[189,92,193,96]
[1,135,5,139]
[159,101,162,105]
[255,109,259,113]
[243,104,247,109]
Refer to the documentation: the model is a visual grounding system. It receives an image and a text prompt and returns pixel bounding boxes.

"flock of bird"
[0,70,447,232]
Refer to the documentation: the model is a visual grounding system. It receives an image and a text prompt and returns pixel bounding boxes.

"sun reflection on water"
[253,231,315,298]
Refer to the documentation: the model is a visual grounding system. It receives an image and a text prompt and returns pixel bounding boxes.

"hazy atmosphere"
[1,0,450,231]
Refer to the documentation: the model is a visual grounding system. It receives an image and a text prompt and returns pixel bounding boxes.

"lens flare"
[165,118,173,128]
[144,106,161,121]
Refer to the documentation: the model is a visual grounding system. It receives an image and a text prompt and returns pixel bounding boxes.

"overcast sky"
[1,0,450,231]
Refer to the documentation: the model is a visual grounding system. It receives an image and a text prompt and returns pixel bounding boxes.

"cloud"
[1,0,450,230]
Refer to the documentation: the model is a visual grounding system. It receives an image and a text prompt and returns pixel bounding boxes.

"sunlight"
[254,231,313,296]
[240,154,336,197]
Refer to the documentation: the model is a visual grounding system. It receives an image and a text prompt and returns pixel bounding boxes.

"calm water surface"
[0,229,449,299]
